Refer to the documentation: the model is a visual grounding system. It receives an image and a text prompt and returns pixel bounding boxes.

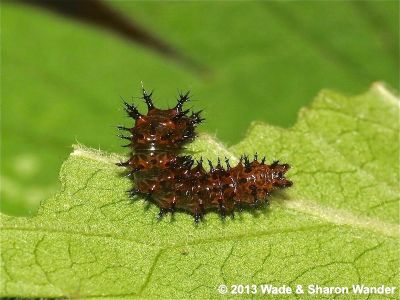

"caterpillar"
[117,87,292,222]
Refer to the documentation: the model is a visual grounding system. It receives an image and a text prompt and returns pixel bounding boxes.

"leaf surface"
[1,84,399,299]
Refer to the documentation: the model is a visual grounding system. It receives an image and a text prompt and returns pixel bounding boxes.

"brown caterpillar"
[117,87,292,222]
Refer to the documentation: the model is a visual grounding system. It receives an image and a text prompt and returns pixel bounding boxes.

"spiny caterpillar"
[117,87,292,222]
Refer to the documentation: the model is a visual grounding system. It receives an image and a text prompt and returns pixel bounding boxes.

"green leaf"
[1,84,398,299]
[2,1,399,215]
[231,82,399,224]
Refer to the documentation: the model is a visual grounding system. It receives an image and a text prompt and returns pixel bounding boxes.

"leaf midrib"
[0,223,330,250]
[4,143,398,241]
[72,146,400,236]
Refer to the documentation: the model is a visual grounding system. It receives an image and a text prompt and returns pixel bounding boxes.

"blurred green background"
[1,0,398,216]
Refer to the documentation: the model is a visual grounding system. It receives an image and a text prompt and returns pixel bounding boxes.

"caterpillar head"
[121,89,204,151]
